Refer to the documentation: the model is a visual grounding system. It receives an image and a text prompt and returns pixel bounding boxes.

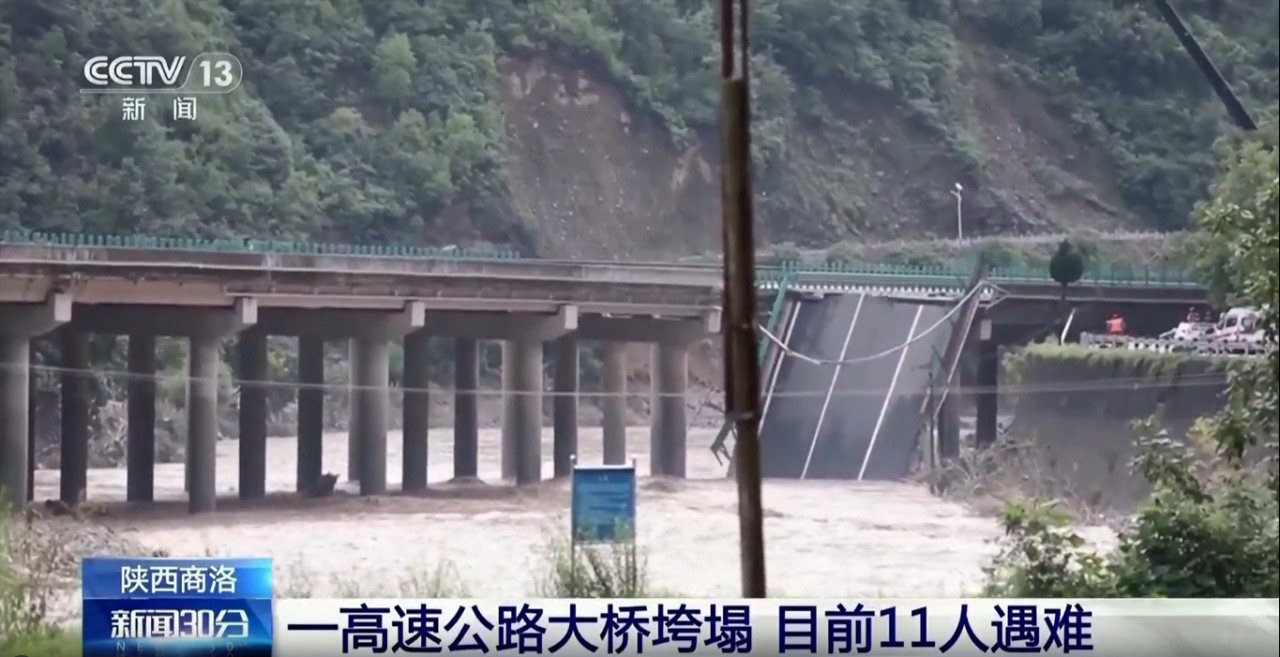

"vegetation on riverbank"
[1000,341,1238,383]
[982,126,1278,597]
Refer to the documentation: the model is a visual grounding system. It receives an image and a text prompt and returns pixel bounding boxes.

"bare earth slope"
[500,58,721,260]
[497,53,1134,260]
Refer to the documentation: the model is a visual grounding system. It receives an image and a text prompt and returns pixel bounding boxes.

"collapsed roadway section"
[758,291,956,480]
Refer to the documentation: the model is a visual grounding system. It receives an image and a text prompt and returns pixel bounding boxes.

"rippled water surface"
[35,427,1012,597]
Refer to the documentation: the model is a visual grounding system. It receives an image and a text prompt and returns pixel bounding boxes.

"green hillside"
[0,0,1275,252]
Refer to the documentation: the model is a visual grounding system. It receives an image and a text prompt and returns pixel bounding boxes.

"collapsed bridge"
[756,292,954,480]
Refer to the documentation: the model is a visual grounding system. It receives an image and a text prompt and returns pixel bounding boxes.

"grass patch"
[1,504,81,654]
[1002,341,1237,384]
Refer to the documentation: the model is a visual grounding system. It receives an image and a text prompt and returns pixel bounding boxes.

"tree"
[985,138,1279,599]
[1048,239,1085,302]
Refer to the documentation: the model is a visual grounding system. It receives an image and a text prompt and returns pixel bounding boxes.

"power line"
[758,286,982,366]
[1,360,1233,399]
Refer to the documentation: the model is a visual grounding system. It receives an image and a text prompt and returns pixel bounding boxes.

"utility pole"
[1149,0,1256,131]
[718,0,767,598]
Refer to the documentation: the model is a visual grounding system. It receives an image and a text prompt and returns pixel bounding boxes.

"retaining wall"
[1001,346,1234,514]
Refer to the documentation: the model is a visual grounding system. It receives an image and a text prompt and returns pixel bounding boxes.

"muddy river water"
[32,427,1084,598]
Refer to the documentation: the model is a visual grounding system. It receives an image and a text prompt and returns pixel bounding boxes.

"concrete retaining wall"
[1001,346,1233,514]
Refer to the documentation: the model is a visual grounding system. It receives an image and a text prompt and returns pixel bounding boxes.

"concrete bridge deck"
[0,243,727,514]
[1,237,1210,514]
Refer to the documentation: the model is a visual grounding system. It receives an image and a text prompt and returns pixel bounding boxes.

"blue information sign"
[571,464,637,543]
[82,557,274,657]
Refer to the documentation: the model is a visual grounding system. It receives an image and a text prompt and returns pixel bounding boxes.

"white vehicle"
[1160,321,1216,341]
[1211,306,1263,343]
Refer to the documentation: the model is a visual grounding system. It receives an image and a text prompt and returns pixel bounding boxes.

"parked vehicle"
[1160,321,1216,341]
[1211,306,1263,343]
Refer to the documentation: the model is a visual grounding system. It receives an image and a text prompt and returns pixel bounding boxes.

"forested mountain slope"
[0,0,1275,259]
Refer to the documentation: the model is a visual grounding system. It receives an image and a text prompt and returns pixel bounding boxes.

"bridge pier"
[0,295,71,510]
[937,393,961,461]
[453,338,479,481]
[552,335,578,479]
[187,299,259,514]
[347,338,361,482]
[238,330,268,500]
[187,333,221,513]
[649,343,688,478]
[127,334,157,502]
[974,317,999,449]
[0,334,31,509]
[502,338,543,485]
[60,329,91,506]
[353,336,389,496]
[402,331,430,492]
[601,342,628,465]
[296,336,325,494]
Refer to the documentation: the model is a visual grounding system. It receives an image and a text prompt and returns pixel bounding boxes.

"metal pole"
[718,0,767,598]
[1149,0,1255,131]
[952,186,963,240]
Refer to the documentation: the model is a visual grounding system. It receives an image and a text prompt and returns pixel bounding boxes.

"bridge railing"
[2,230,1202,288]
[758,260,1201,288]
[1080,332,1267,356]
[0,230,522,260]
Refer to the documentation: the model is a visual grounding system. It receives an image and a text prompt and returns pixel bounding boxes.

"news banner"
[80,558,1278,657]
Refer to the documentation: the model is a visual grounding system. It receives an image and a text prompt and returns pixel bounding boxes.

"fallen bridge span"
[759,293,951,480]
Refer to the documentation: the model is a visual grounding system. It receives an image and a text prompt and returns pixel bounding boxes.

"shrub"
[985,129,1279,600]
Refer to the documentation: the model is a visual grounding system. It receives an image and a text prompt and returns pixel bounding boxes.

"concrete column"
[937,393,961,461]
[27,358,35,504]
[402,331,430,492]
[346,339,361,481]
[552,336,578,478]
[501,353,516,481]
[601,342,627,465]
[187,334,220,513]
[975,337,999,449]
[353,337,389,495]
[649,343,688,478]
[1,335,30,510]
[453,338,479,480]
[126,334,157,502]
[502,339,543,485]
[237,330,268,500]
[296,336,324,493]
[59,330,91,506]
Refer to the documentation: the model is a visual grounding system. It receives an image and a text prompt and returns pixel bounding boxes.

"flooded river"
[33,427,1019,597]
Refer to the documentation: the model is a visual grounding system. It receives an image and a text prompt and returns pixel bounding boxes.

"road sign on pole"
[570,460,637,543]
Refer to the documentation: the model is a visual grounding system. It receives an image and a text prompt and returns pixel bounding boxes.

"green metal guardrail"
[758,259,1200,287]
[0,230,1202,287]
[0,230,522,259]
[709,272,794,466]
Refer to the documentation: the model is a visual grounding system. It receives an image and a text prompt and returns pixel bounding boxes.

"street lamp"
[950,182,963,240]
